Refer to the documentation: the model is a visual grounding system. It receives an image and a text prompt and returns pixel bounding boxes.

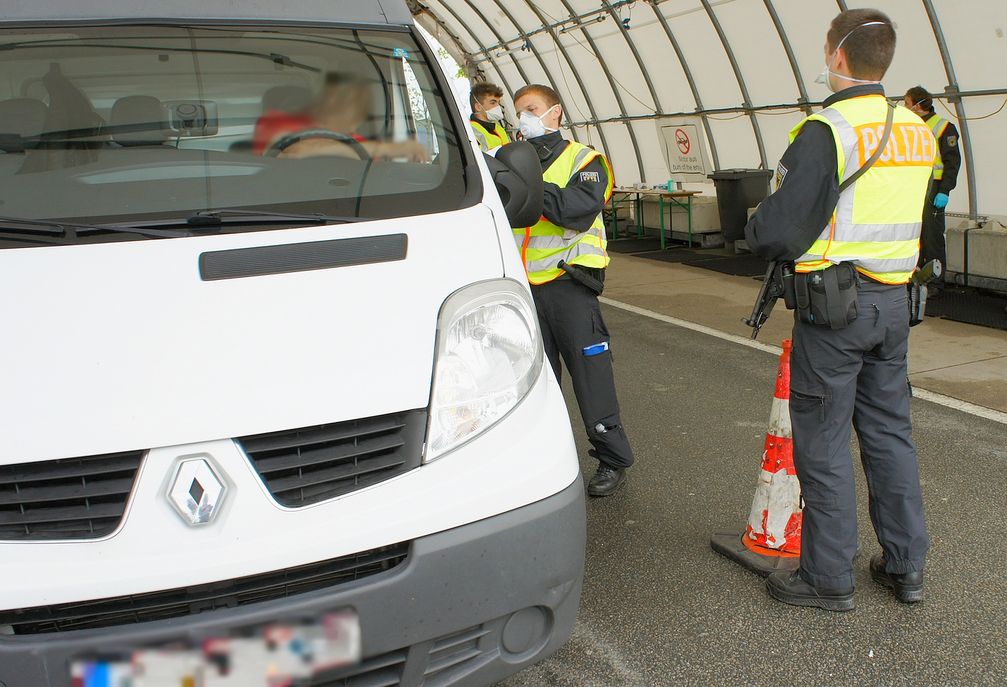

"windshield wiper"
[0,210,362,245]
[0,216,77,235]
[0,215,188,240]
[127,208,368,227]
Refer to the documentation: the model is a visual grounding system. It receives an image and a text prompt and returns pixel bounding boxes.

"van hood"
[0,205,505,462]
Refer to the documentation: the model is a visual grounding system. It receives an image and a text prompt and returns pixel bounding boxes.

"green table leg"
[665,195,695,247]
[610,194,626,240]
[659,195,666,249]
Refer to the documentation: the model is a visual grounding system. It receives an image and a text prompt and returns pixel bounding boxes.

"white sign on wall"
[656,117,711,181]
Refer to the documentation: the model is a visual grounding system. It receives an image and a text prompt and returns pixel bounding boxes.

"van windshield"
[0,24,467,243]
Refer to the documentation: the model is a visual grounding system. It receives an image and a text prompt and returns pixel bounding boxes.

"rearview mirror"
[484,141,544,228]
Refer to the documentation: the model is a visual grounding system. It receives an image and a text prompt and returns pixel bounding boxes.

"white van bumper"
[0,477,585,686]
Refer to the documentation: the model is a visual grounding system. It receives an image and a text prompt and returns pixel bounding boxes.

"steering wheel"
[265,128,371,159]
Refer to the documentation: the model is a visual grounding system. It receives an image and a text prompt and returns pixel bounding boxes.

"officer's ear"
[832,46,852,76]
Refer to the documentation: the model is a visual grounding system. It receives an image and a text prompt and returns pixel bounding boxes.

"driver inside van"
[253,72,428,162]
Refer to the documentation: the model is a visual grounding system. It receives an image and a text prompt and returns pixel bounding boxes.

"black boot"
[766,570,855,612]
[870,553,924,603]
[587,463,626,497]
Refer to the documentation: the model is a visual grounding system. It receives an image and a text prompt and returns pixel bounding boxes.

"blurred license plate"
[71,610,361,687]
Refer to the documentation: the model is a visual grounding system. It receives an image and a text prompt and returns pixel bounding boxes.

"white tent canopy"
[412,0,1007,221]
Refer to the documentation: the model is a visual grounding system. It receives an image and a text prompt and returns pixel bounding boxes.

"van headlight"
[425,279,543,462]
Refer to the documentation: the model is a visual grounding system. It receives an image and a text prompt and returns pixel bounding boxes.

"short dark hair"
[513,84,561,108]
[470,82,503,109]
[827,9,896,80]
[906,85,935,113]
[324,71,369,88]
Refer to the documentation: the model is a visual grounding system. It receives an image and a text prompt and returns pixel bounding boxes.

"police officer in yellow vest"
[469,82,510,152]
[745,10,934,611]
[905,85,962,288]
[512,84,634,497]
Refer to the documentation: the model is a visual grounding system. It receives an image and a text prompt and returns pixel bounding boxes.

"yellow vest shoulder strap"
[493,122,510,143]
[545,142,614,200]
[926,114,950,139]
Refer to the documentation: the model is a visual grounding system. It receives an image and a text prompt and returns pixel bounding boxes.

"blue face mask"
[814,21,887,92]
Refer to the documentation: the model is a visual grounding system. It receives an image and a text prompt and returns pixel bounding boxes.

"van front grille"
[2,542,409,635]
[423,624,491,684]
[307,623,487,687]
[0,450,144,541]
[308,648,409,686]
[238,410,426,507]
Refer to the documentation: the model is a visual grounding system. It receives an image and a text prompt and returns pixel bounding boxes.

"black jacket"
[527,131,609,232]
[927,114,961,196]
[745,85,886,262]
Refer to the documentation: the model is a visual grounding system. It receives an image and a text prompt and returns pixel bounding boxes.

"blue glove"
[933,193,950,209]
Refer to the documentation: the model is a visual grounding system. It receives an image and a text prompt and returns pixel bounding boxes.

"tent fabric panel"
[629,119,680,186]
[579,26,659,116]
[865,1,948,95]
[598,121,639,186]
[754,111,809,172]
[708,0,807,107]
[662,3,745,110]
[416,2,511,99]
[516,25,609,149]
[945,95,1004,217]
[490,0,548,39]
[549,31,625,123]
[771,0,849,93]
[931,0,1006,93]
[635,9,701,115]
[704,115,762,170]
[612,17,698,116]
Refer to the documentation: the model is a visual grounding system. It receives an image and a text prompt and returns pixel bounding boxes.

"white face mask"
[518,105,559,139]
[815,21,887,92]
[485,105,505,122]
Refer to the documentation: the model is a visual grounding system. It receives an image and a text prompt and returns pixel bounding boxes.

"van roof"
[1,0,413,27]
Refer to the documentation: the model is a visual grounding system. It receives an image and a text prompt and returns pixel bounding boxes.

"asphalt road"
[499,303,1007,687]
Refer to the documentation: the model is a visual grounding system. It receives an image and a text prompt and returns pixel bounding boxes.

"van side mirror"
[484,141,544,228]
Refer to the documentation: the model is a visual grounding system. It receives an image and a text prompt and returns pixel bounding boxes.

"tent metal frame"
[420,0,990,218]
[553,0,645,179]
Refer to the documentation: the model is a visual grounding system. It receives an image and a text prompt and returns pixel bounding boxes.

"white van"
[0,2,585,685]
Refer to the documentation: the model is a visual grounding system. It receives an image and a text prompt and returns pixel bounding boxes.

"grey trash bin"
[708,169,774,243]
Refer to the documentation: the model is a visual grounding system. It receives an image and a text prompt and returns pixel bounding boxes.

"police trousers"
[789,280,928,589]
[531,278,634,469]
[920,186,947,272]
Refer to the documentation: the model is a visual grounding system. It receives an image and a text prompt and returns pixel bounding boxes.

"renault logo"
[167,456,227,526]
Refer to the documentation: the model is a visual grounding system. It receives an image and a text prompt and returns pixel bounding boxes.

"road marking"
[600,297,784,355]
[601,296,1007,426]
[909,388,1007,425]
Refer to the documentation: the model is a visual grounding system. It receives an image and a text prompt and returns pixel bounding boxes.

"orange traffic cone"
[711,340,802,576]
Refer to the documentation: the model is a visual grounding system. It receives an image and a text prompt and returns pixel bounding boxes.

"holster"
[794,262,860,329]
[558,261,605,296]
[908,282,927,326]
[781,262,797,310]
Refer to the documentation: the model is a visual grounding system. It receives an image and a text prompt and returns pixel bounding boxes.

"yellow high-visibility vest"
[513,141,614,286]
[791,94,937,285]
[470,119,510,151]
[925,113,951,180]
